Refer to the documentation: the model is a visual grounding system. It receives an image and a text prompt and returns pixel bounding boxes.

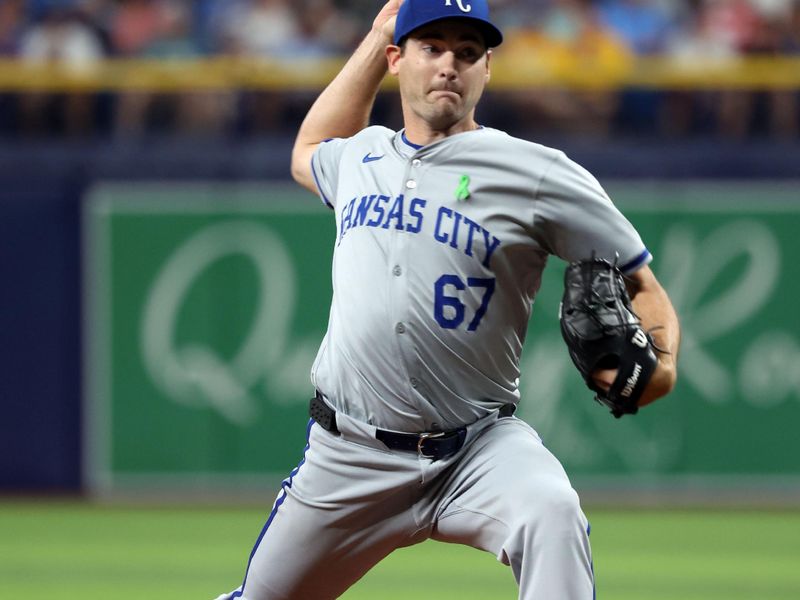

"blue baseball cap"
[394,0,503,48]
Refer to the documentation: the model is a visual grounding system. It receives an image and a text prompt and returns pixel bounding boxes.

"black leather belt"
[309,392,514,461]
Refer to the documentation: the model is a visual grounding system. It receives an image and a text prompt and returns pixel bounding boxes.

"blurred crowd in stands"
[0,0,798,139]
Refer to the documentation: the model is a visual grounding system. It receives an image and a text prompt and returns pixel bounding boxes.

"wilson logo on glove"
[631,328,648,349]
[621,363,643,398]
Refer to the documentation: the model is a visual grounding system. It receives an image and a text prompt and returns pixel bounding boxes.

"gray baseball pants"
[216,410,594,599]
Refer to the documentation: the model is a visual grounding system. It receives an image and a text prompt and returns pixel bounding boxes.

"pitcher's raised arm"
[291,1,403,193]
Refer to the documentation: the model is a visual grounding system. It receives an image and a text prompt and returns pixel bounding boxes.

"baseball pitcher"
[215,0,680,598]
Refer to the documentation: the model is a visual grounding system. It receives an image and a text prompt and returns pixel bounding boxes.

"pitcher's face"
[388,20,491,130]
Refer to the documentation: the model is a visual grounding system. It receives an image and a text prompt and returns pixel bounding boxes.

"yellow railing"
[0,56,799,92]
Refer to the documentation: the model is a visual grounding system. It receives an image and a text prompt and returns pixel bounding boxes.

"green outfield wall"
[83,182,800,493]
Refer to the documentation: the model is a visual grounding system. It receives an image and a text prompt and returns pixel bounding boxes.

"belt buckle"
[417,431,446,458]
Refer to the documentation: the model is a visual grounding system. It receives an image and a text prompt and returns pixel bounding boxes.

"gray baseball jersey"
[310,125,650,432]
[216,125,632,600]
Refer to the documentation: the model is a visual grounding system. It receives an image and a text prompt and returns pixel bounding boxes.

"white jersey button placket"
[396,155,426,404]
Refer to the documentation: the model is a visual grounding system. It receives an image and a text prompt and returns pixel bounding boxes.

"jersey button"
[411,159,422,167]
[392,265,402,276]
[395,322,406,334]
[406,180,417,189]
[410,378,419,388]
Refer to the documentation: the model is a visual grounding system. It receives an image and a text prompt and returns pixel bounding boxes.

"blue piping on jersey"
[310,157,334,210]
[587,522,596,600]
[401,131,424,150]
[226,419,315,600]
[620,248,651,274]
[402,127,485,151]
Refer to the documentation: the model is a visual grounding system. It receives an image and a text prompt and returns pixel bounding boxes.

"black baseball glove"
[559,257,658,418]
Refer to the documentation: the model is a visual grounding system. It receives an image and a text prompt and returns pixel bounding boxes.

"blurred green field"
[1,501,799,599]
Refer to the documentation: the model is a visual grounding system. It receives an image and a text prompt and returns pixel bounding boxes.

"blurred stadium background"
[1,0,799,598]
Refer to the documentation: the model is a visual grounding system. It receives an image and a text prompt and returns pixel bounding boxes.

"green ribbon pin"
[455,175,471,201]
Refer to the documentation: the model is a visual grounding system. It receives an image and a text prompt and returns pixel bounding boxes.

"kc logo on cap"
[394,0,503,48]
[445,0,473,13]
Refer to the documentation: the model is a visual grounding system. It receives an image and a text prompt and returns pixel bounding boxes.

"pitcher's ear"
[387,44,402,75]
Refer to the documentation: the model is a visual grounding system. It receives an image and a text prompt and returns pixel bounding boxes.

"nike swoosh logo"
[362,153,384,163]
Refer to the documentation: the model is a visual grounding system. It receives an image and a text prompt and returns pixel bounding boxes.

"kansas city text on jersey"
[337,193,502,269]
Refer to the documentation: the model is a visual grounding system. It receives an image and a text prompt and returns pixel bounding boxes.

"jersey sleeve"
[310,137,350,210]
[533,152,651,274]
